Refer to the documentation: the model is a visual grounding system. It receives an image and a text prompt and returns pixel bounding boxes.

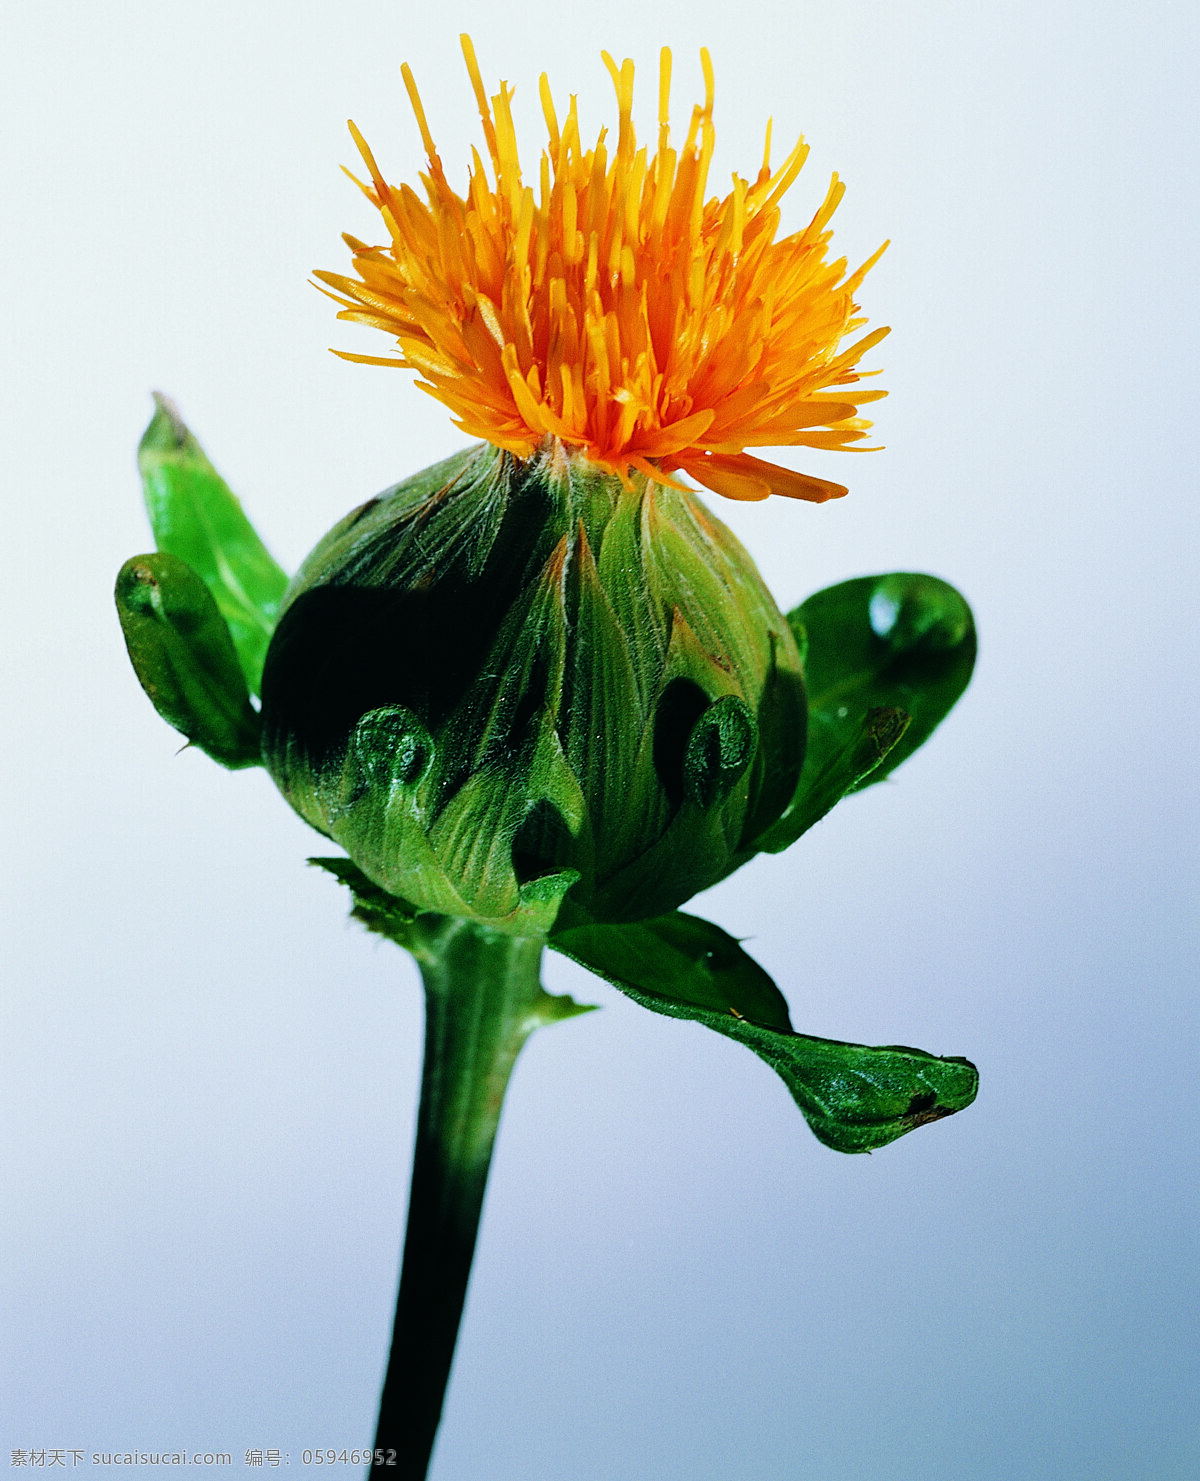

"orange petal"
[678,454,771,502]
[681,452,847,503]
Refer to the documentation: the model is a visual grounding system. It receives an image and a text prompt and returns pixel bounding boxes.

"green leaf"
[760,573,975,853]
[758,705,911,852]
[115,552,262,768]
[798,572,976,793]
[552,913,978,1153]
[138,394,289,695]
[726,1029,979,1154]
[554,911,793,1030]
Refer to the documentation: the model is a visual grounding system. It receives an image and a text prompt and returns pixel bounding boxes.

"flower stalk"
[370,915,591,1479]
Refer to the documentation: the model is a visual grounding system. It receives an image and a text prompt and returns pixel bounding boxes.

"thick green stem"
[370,916,575,1480]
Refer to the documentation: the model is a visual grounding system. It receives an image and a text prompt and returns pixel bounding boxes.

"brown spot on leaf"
[901,1090,954,1129]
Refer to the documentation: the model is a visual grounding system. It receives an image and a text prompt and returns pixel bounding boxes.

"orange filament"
[315,37,889,503]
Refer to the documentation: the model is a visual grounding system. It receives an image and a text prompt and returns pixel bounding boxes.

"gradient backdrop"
[3,1,1197,1477]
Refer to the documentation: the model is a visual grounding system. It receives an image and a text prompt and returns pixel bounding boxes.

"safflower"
[116,40,978,1480]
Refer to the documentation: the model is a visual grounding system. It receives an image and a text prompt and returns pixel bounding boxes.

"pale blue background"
[3,1,1196,1477]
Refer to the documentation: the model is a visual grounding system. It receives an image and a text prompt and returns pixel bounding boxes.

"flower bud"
[260,443,805,931]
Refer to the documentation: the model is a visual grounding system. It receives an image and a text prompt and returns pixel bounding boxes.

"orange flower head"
[315,36,889,504]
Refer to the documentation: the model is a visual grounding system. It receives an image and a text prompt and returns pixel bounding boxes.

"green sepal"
[315,745,581,936]
[115,552,262,769]
[552,912,978,1152]
[307,694,583,936]
[138,394,288,696]
[683,695,758,809]
[735,629,808,857]
[350,705,436,789]
[310,856,597,1024]
[760,573,975,853]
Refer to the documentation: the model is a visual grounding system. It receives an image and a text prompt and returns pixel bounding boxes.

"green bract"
[117,400,982,1155]
[115,551,261,769]
[259,442,806,932]
[136,393,288,697]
